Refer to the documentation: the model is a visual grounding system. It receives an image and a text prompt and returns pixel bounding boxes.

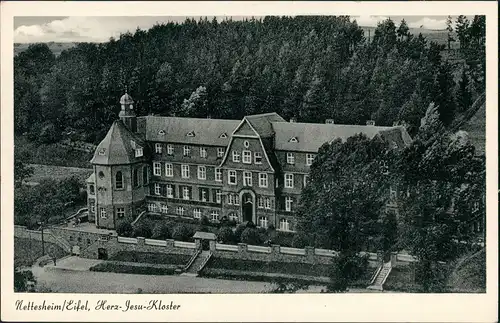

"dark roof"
[460,96,486,155]
[140,116,240,146]
[272,122,411,152]
[245,112,286,137]
[193,231,216,240]
[90,120,149,165]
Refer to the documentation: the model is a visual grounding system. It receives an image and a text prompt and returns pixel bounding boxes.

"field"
[26,164,93,185]
[14,237,68,268]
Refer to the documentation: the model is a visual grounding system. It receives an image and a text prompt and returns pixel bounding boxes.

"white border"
[1,2,498,322]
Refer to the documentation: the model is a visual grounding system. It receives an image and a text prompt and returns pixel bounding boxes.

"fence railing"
[145,239,167,247]
[280,246,306,255]
[314,248,337,257]
[174,241,196,249]
[247,245,271,253]
[216,243,238,252]
[117,236,138,244]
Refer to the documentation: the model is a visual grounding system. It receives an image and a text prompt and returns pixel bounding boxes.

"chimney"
[289,118,296,123]
[366,120,375,126]
[325,119,335,125]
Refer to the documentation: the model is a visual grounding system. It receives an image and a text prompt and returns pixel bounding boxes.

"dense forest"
[14,15,485,146]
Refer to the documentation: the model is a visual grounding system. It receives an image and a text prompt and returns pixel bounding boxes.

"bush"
[116,221,134,237]
[217,226,234,244]
[199,215,210,226]
[292,233,309,248]
[234,224,247,243]
[151,223,171,239]
[132,220,153,238]
[328,252,368,292]
[172,224,194,242]
[240,227,262,245]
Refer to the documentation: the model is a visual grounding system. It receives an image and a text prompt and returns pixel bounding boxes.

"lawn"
[27,164,93,184]
[208,257,332,277]
[14,237,68,268]
[109,251,192,266]
[89,263,176,275]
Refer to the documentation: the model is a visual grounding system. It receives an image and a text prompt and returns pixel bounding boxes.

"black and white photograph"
[1,1,498,322]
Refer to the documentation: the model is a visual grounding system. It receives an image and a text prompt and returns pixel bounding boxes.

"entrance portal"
[242,193,254,223]
[97,248,108,260]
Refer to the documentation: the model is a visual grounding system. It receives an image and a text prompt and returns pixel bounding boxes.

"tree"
[455,15,470,49]
[240,227,262,245]
[381,211,398,252]
[445,16,455,50]
[116,221,134,237]
[14,160,33,185]
[433,62,457,126]
[14,268,36,292]
[300,72,325,123]
[132,220,153,238]
[151,222,171,239]
[457,68,472,113]
[172,224,193,242]
[328,252,368,292]
[177,85,208,117]
[397,19,409,40]
[217,226,234,244]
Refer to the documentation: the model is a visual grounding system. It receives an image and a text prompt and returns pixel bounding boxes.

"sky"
[14,15,458,43]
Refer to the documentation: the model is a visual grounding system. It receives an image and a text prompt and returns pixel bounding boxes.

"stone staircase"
[47,230,72,253]
[182,250,211,277]
[367,261,392,291]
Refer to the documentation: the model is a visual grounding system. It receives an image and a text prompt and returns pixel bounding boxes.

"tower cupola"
[118,92,137,132]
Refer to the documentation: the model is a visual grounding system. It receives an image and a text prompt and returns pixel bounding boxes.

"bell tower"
[119,92,137,132]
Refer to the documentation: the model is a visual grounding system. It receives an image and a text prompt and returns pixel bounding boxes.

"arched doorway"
[242,192,254,223]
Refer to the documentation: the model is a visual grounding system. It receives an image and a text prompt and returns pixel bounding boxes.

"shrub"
[199,215,210,226]
[151,223,171,239]
[292,233,309,248]
[172,224,193,242]
[116,221,134,237]
[234,224,247,243]
[217,226,235,244]
[132,221,153,238]
[240,227,262,245]
[328,252,368,292]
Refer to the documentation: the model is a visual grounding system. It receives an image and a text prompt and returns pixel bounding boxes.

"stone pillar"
[238,243,248,259]
[377,251,384,266]
[209,240,216,253]
[305,246,315,264]
[137,237,145,246]
[271,245,281,261]
[390,252,398,268]
[166,239,174,250]
[195,238,201,250]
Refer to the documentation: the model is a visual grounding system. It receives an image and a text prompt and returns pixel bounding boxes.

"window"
[215,190,222,203]
[183,186,191,200]
[165,163,173,177]
[280,218,290,231]
[155,143,162,154]
[90,202,95,213]
[187,131,195,137]
[200,188,208,202]
[289,137,298,143]
[176,207,185,216]
[285,173,294,188]
[98,148,106,156]
[234,195,240,205]
[232,151,240,162]
[167,144,174,155]
[183,146,191,157]
[215,168,222,182]
[220,133,227,139]
[200,147,207,158]
[258,197,264,209]
[228,212,239,222]
[89,185,95,194]
[154,183,161,195]
[115,171,123,189]
[286,152,295,164]
[228,194,239,205]
[100,208,107,219]
[143,166,149,185]
[181,165,190,178]
[217,148,225,158]
[116,207,125,218]
[198,166,206,180]
[304,175,309,187]
[133,169,140,187]
[306,154,315,166]
[159,130,165,135]
[258,216,268,228]
[243,171,252,186]
[244,140,250,148]
[87,238,91,244]
[285,197,293,212]
[148,203,157,212]
[166,184,173,198]
[228,170,237,185]
[265,197,271,209]
[98,171,105,179]
[211,210,219,222]
[193,208,202,219]
[254,152,262,164]
[135,147,143,157]
[242,150,252,164]
[161,204,168,214]
[153,162,161,176]
[259,173,268,188]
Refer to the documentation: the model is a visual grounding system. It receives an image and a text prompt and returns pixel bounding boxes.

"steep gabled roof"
[272,122,411,152]
[90,120,149,165]
[244,112,286,137]
[140,116,240,146]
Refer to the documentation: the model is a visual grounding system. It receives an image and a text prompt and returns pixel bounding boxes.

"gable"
[233,119,258,137]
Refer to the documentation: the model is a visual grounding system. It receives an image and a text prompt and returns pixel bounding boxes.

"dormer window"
[158,130,166,135]
[135,147,143,157]
[187,131,195,137]
[289,137,299,143]
[220,133,227,139]
[98,148,106,155]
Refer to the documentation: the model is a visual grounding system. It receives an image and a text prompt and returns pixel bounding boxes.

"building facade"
[87,93,412,232]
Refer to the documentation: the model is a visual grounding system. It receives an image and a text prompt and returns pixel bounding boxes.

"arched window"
[133,169,139,187]
[143,166,149,185]
[89,185,95,194]
[115,171,123,189]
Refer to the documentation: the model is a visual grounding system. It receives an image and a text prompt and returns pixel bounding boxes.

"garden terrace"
[109,251,191,266]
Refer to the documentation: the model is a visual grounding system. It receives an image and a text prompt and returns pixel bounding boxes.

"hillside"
[456,93,486,155]
[446,248,486,292]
